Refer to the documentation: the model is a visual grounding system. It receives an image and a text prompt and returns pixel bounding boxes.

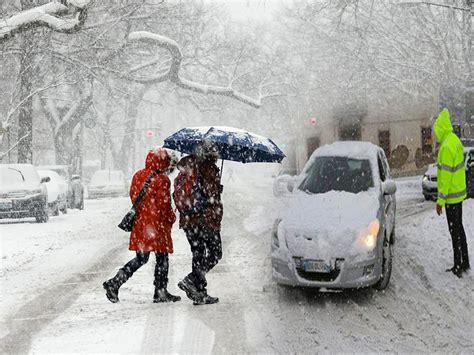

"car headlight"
[272,219,282,248]
[422,175,428,182]
[358,219,380,251]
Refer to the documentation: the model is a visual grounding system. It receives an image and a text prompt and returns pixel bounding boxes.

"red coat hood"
[145,148,171,172]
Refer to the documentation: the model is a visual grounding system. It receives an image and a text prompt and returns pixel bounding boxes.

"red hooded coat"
[129,149,176,253]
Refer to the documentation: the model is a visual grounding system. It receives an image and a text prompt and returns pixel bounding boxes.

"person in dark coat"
[103,148,180,303]
[176,141,223,305]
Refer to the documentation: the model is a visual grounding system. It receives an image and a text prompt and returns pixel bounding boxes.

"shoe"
[193,291,219,306]
[445,266,463,278]
[153,288,181,303]
[103,280,120,303]
[103,270,127,303]
[178,277,200,302]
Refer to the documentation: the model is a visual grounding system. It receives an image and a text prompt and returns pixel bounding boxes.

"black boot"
[193,290,219,306]
[445,266,463,278]
[153,288,181,303]
[178,276,200,302]
[103,270,127,303]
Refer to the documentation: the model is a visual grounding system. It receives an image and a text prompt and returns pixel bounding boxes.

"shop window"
[339,123,361,141]
[306,136,320,160]
[421,127,433,154]
[378,130,391,158]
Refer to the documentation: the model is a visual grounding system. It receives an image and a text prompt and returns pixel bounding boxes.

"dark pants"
[446,202,470,270]
[184,226,222,291]
[120,251,169,289]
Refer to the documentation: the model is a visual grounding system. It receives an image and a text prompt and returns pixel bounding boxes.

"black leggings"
[121,251,169,289]
[446,202,470,269]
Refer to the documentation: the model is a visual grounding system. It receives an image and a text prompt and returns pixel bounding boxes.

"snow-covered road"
[1,171,473,353]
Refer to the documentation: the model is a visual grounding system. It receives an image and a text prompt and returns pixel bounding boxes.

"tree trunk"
[17,0,38,163]
[54,130,73,166]
[17,29,35,163]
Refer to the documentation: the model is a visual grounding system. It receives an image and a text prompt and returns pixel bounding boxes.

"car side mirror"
[41,176,51,183]
[382,180,397,195]
[287,179,295,193]
[273,174,296,196]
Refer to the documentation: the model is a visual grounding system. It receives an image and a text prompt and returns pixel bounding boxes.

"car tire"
[35,205,49,223]
[423,194,429,201]
[374,237,392,291]
[52,202,60,216]
[60,203,68,214]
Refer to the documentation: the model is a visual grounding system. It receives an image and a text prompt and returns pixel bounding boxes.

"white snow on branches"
[0,0,91,42]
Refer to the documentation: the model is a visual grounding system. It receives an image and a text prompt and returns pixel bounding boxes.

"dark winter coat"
[129,149,176,253]
[176,155,223,231]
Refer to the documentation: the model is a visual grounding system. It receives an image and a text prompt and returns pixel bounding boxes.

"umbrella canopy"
[163,126,285,163]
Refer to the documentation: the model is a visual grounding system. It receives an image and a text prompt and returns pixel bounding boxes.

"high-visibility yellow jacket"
[434,109,466,206]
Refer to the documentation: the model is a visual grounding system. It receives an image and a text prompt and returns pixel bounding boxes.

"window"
[306,136,320,160]
[421,127,433,155]
[298,156,373,194]
[378,130,391,158]
[339,123,361,141]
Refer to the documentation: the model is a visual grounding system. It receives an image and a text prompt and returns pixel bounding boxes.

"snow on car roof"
[312,141,381,159]
[37,169,65,183]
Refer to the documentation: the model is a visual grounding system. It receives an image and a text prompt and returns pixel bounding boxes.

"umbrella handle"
[220,159,224,182]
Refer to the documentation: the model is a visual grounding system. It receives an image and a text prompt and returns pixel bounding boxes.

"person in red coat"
[103,148,180,303]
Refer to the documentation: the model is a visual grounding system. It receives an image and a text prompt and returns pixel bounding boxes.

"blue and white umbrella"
[163,126,285,164]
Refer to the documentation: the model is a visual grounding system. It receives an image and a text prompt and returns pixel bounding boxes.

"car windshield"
[0,166,40,188]
[298,156,374,194]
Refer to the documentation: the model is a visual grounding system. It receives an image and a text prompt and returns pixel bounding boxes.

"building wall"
[292,97,438,174]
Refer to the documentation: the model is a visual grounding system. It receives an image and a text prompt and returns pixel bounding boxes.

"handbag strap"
[131,170,160,210]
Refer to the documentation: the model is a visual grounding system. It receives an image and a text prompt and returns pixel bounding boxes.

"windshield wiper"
[7,167,25,182]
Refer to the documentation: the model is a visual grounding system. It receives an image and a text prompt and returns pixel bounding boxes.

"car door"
[378,151,395,238]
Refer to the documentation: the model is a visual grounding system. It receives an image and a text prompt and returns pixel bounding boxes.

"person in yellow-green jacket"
[434,108,470,278]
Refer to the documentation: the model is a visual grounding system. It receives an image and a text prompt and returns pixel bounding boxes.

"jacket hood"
[434,108,453,144]
[177,155,197,174]
[145,148,170,172]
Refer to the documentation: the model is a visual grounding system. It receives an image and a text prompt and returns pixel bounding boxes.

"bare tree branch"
[0,0,92,43]
[125,31,274,109]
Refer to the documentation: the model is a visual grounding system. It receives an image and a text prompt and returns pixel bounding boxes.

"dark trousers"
[446,202,470,270]
[120,251,169,289]
[184,226,222,291]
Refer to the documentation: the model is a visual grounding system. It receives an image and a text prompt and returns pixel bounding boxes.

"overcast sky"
[207,0,284,22]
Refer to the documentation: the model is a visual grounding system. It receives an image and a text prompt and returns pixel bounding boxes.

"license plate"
[0,200,13,211]
[303,260,331,273]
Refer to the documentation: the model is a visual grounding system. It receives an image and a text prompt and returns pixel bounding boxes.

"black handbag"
[118,171,159,232]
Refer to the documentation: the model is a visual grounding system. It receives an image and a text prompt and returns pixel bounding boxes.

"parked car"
[466,148,474,198]
[36,165,85,208]
[88,170,127,199]
[0,164,49,223]
[70,175,84,209]
[422,163,438,201]
[421,147,474,200]
[271,141,396,291]
[37,169,68,216]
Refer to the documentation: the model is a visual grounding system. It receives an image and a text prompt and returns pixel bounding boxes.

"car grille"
[1,191,29,198]
[430,176,437,182]
[296,268,340,282]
